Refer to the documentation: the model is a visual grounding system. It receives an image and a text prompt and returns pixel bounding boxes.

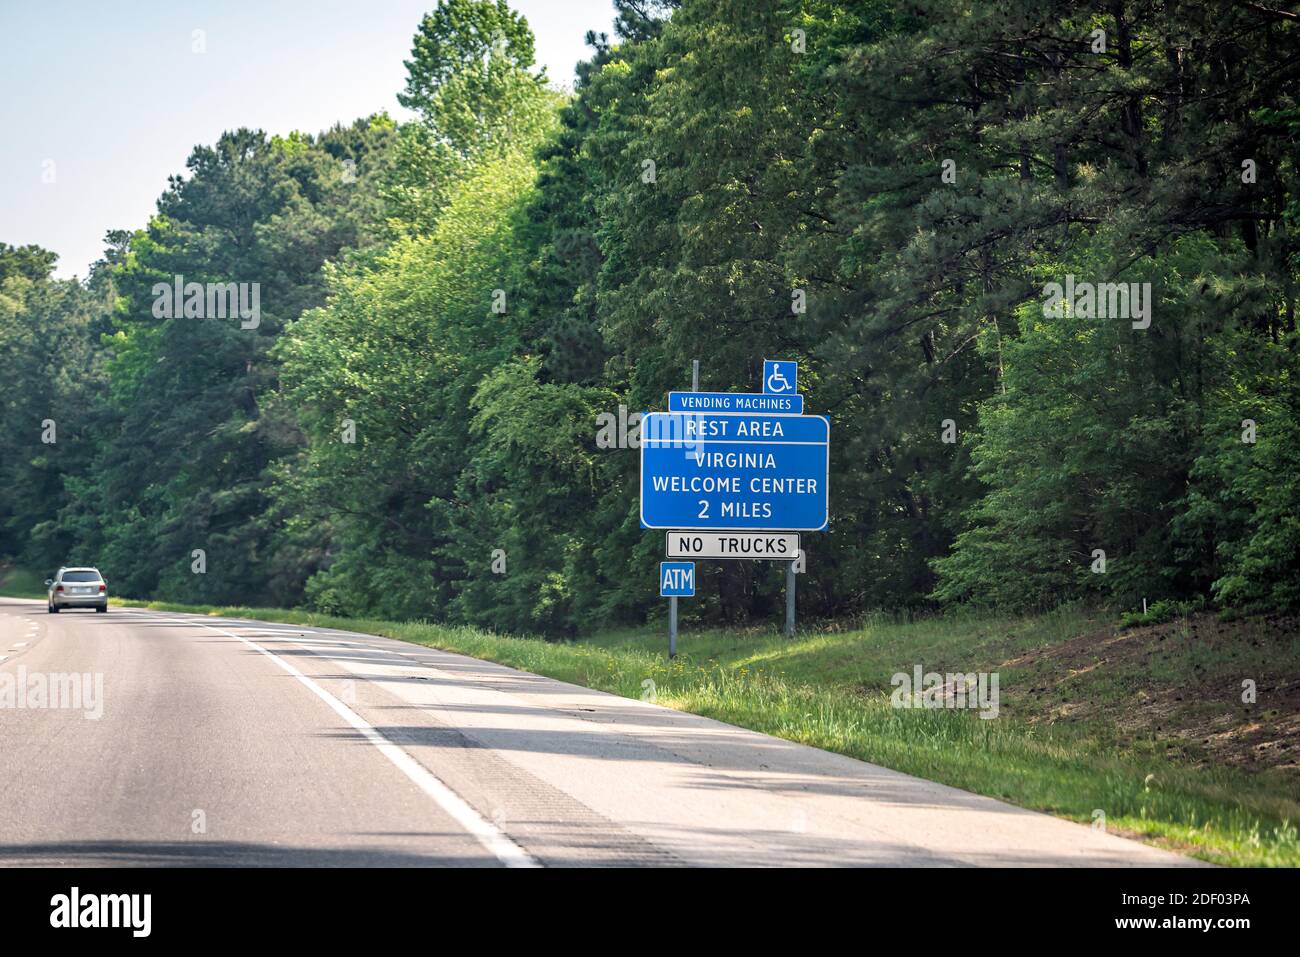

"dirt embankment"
[1001,613,1299,777]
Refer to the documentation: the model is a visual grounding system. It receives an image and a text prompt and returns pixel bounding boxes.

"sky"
[0,0,618,279]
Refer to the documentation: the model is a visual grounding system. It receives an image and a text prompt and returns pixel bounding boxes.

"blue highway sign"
[763,360,798,395]
[668,391,803,415]
[660,562,696,597]
[640,412,829,530]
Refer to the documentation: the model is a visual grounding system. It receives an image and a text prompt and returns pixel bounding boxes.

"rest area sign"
[644,360,825,656]
[639,411,829,530]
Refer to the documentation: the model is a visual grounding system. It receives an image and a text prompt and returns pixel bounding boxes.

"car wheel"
[49,603,59,613]
[96,605,107,613]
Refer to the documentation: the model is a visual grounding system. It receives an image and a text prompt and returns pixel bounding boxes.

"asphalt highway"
[0,598,1200,867]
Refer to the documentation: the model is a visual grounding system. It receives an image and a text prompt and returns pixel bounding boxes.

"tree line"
[2,0,1297,635]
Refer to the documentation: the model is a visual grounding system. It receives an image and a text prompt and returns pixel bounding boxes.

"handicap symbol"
[766,366,791,393]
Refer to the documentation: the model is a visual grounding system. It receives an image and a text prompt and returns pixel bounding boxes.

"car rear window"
[62,571,102,582]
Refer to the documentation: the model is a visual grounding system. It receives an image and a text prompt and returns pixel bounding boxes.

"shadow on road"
[0,839,496,868]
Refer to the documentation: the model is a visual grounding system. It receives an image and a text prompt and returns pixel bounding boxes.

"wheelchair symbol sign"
[763,360,797,396]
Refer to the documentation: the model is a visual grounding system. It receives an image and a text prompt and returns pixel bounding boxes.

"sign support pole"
[785,559,796,637]
[666,359,699,660]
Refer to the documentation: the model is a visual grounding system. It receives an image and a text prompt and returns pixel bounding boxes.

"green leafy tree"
[81,121,393,603]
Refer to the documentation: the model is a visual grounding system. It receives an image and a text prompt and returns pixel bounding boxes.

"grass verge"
[109,595,1298,866]
[0,565,47,599]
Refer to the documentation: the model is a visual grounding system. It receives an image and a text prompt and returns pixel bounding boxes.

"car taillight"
[99,584,106,592]
[55,585,63,592]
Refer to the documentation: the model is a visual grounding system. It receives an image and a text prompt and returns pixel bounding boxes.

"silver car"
[47,567,108,613]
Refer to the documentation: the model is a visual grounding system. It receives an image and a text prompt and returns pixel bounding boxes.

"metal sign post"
[677,359,698,659]
[660,560,695,659]
[786,559,796,637]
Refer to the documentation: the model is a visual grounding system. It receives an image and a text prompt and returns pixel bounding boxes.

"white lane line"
[157,616,539,869]
[12,642,27,647]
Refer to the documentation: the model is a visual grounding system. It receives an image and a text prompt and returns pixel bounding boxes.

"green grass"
[111,595,1300,866]
[0,566,47,599]
[1120,597,1206,628]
